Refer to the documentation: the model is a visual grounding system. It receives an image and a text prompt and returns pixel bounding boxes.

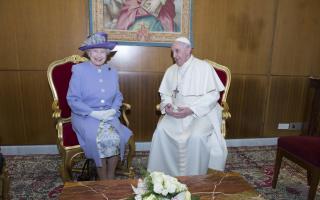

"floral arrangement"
[130,171,198,200]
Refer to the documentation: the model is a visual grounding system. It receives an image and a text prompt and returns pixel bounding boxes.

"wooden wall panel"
[311,65,320,77]
[0,0,18,69]
[15,0,88,69]
[52,0,89,60]
[0,72,26,144]
[110,46,172,72]
[227,75,268,138]
[193,0,276,75]
[264,76,309,136]
[20,71,56,144]
[119,72,163,141]
[271,0,320,75]
[0,0,320,145]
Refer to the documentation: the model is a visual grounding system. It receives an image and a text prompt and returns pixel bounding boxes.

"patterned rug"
[4,146,320,200]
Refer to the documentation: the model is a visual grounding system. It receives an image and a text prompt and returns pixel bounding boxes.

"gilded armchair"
[47,55,135,181]
[205,59,231,137]
[156,59,231,137]
[0,155,9,200]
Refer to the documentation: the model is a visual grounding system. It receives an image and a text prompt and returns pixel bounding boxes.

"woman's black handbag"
[77,159,97,181]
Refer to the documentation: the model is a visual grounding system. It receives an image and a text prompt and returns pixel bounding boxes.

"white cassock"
[147,55,228,176]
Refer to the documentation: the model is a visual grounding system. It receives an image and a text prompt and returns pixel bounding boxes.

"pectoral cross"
[173,87,179,98]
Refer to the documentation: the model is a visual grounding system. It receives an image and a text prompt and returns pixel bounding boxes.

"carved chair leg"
[61,154,72,182]
[128,167,135,179]
[1,169,10,200]
[308,170,320,200]
[272,148,283,188]
[307,170,312,186]
[126,136,136,178]
[127,136,135,170]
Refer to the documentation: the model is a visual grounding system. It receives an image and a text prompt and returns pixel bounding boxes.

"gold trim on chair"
[155,60,232,138]
[47,55,135,181]
[205,59,232,138]
[205,60,231,103]
[47,55,88,119]
[121,103,131,127]
[0,164,9,200]
[47,55,88,181]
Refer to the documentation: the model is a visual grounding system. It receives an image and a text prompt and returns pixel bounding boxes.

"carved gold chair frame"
[156,59,231,138]
[205,59,231,138]
[47,55,135,181]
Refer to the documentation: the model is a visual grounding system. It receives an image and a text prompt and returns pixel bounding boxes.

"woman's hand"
[90,109,116,121]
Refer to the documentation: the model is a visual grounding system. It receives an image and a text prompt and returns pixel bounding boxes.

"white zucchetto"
[175,37,191,46]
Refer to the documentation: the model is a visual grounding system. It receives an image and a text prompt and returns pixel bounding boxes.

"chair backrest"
[47,55,88,119]
[205,59,231,104]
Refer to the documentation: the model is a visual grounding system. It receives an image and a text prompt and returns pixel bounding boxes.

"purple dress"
[67,61,132,167]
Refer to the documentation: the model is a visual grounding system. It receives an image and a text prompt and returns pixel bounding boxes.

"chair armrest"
[156,104,160,112]
[220,101,231,138]
[56,117,71,144]
[121,103,131,127]
[51,100,61,119]
[221,101,231,120]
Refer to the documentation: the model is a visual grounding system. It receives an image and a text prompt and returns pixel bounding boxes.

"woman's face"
[87,48,110,66]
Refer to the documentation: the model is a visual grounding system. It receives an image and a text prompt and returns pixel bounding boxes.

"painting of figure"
[91,0,191,46]
[104,0,181,32]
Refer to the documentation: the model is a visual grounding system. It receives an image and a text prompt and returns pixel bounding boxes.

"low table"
[60,170,262,199]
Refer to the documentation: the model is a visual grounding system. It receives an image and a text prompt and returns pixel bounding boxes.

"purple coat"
[67,61,132,167]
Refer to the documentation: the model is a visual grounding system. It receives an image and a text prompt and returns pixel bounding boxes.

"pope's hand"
[90,109,116,121]
[170,106,193,118]
[164,104,175,116]
[165,104,193,118]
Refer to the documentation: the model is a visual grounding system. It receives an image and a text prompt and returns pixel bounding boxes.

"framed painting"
[89,0,193,47]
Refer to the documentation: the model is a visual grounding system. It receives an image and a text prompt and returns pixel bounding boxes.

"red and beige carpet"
[4,146,320,199]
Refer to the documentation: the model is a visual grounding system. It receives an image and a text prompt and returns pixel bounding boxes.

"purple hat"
[79,32,117,51]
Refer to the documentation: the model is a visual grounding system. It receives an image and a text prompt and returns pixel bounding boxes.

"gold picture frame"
[89,0,193,47]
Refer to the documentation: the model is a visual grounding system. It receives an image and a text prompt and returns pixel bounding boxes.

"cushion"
[278,136,320,167]
[63,122,80,147]
[52,62,73,118]
[214,68,227,104]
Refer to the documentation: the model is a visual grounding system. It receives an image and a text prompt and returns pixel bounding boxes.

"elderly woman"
[67,32,132,179]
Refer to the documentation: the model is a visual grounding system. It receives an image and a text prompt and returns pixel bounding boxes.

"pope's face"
[87,48,110,66]
[171,42,191,66]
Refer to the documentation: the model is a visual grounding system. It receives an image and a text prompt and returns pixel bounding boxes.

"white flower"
[164,180,176,193]
[161,188,169,196]
[134,195,142,200]
[153,182,163,194]
[137,178,147,189]
[176,182,187,193]
[151,172,165,184]
[173,191,191,200]
[132,179,147,196]
[184,191,191,200]
[132,171,191,200]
